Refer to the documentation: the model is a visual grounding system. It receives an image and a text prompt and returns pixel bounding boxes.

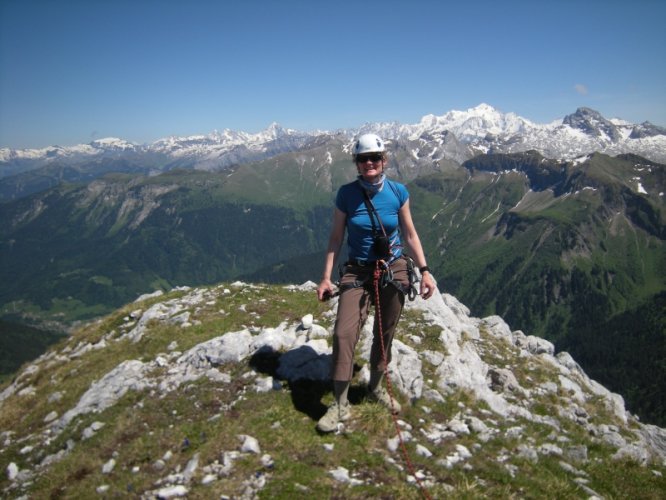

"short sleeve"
[391,180,409,207]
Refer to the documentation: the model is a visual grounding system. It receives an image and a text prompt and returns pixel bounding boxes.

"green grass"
[1,284,665,499]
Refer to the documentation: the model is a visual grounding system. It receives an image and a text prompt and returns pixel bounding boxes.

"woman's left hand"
[420,272,437,300]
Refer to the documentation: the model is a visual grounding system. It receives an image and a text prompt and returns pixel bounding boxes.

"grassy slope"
[0,284,664,498]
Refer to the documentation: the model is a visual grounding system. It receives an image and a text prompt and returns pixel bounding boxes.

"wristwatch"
[419,266,430,274]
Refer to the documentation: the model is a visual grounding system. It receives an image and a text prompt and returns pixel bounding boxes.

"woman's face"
[356,153,386,182]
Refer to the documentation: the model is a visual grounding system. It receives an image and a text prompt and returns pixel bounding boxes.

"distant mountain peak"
[563,107,623,141]
[89,137,138,150]
[1,105,665,183]
[631,121,666,139]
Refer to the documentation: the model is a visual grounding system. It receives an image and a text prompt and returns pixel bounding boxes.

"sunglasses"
[356,153,384,163]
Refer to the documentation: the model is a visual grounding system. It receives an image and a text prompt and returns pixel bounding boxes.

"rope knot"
[374,260,392,287]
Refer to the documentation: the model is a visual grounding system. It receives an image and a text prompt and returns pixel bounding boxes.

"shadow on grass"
[249,345,364,421]
[288,378,367,423]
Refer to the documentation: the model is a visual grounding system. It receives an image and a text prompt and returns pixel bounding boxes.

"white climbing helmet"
[352,133,386,156]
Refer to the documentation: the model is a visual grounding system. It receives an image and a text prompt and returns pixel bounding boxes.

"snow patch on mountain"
[2,105,665,178]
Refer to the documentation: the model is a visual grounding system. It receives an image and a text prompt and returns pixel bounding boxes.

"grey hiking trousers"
[331,257,409,381]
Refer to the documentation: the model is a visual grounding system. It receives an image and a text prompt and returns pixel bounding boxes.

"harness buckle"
[376,260,392,288]
[383,268,393,288]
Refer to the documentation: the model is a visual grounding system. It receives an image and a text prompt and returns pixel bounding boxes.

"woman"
[316,133,436,433]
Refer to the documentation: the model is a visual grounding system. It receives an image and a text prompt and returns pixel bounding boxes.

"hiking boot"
[369,385,401,414]
[316,401,351,433]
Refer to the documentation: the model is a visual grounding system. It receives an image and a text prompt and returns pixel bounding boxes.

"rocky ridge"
[1,282,665,497]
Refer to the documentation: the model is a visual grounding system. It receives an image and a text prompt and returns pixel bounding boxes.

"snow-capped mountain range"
[1,104,665,179]
[364,104,666,162]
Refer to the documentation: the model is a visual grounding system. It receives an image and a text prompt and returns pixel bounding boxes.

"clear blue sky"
[1,0,665,149]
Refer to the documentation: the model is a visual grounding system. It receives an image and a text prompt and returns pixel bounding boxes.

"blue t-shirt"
[335,179,409,261]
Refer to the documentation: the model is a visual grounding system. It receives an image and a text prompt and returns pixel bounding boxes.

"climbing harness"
[334,255,419,301]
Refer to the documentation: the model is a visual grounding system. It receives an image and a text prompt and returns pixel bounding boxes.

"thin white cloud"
[574,84,589,96]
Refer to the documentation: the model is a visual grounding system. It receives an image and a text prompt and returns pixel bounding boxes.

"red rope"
[373,261,432,500]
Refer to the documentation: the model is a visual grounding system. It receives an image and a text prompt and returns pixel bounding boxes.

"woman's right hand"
[317,278,335,301]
